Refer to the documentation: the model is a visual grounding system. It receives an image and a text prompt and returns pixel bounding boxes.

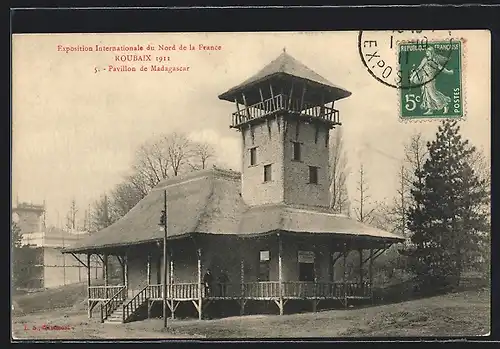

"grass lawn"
[12,287,490,339]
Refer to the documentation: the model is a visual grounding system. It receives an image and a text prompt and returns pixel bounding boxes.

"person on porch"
[203,269,213,296]
[218,269,229,297]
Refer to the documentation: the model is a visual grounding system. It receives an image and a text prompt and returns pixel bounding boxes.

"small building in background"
[12,202,103,289]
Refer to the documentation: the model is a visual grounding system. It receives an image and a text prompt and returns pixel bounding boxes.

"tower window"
[264,164,272,182]
[309,166,319,184]
[292,142,301,161]
[250,147,257,166]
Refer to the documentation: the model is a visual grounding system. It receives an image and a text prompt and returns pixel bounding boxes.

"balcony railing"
[231,94,340,128]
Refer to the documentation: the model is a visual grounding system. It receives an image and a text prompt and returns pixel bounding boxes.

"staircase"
[101,285,149,324]
[103,301,125,324]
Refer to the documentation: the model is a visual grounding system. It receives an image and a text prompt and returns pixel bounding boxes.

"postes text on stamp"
[399,40,463,120]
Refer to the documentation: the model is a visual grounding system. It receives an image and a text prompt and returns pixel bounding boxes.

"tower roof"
[219,50,351,103]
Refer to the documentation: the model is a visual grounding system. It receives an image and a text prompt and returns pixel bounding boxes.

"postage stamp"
[398,40,463,120]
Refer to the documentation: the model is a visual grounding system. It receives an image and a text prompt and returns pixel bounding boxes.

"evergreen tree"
[404,120,489,291]
[12,221,23,248]
[12,221,24,287]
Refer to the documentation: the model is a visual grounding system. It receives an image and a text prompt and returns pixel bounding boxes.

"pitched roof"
[63,168,403,253]
[239,204,404,241]
[218,50,352,102]
[63,167,247,253]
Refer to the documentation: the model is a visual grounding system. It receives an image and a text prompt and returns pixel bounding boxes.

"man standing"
[203,269,213,296]
[218,269,229,297]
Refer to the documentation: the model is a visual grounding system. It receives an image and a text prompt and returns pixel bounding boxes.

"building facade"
[63,50,404,323]
[12,202,103,289]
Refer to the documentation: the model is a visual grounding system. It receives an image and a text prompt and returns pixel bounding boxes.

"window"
[309,166,319,184]
[264,164,272,182]
[250,147,257,166]
[259,250,270,281]
[292,142,301,161]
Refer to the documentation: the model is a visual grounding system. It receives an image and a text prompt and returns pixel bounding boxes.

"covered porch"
[69,230,395,323]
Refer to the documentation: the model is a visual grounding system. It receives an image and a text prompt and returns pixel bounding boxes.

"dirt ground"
[12,288,490,340]
[12,307,201,339]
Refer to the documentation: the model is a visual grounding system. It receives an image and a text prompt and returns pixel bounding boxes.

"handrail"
[145,281,371,299]
[99,286,127,323]
[89,285,125,300]
[122,284,149,323]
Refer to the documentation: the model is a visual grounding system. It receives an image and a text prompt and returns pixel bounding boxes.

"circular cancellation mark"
[357,30,455,90]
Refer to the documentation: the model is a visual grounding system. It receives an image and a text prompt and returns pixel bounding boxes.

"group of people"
[203,268,230,297]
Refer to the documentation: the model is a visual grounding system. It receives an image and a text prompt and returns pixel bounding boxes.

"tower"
[12,202,46,234]
[219,49,351,208]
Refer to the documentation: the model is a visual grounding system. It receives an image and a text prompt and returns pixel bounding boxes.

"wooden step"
[107,314,123,318]
[104,320,123,324]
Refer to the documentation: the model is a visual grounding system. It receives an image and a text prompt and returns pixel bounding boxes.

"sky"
[12,31,491,228]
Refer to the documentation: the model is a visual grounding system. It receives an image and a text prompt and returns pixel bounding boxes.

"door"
[299,262,315,281]
[298,251,315,297]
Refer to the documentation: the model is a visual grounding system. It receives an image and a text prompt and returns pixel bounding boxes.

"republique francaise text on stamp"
[399,40,463,120]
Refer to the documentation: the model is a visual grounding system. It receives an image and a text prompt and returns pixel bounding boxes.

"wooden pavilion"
[62,49,404,324]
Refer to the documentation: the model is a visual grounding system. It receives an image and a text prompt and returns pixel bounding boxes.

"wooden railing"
[231,94,340,127]
[148,284,163,299]
[122,285,149,323]
[89,285,125,300]
[282,282,370,298]
[243,281,281,298]
[148,283,200,300]
[147,282,370,300]
[345,281,371,298]
[206,282,241,298]
[99,286,127,323]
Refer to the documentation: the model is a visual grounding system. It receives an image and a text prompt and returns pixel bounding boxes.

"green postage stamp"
[399,40,463,120]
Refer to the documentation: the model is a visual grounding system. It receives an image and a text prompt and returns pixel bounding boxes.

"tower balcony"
[231,94,341,129]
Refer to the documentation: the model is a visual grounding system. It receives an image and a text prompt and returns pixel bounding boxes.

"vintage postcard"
[11,30,491,340]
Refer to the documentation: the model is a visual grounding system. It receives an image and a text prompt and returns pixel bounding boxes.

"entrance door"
[298,250,315,297]
[299,262,315,282]
[298,250,315,282]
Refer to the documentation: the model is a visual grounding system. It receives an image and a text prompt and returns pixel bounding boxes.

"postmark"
[398,40,463,120]
[358,30,455,90]
[358,31,465,121]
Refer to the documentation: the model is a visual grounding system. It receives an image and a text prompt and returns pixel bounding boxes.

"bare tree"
[403,132,428,189]
[392,133,428,238]
[190,142,216,170]
[468,147,491,190]
[127,171,153,198]
[166,132,195,176]
[66,198,78,230]
[127,132,190,195]
[466,146,491,273]
[131,139,170,190]
[99,131,220,223]
[329,128,350,214]
[382,164,413,239]
[110,181,145,218]
[353,164,376,223]
[82,208,89,231]
[89,194,115,234]
[128,132,210,195]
